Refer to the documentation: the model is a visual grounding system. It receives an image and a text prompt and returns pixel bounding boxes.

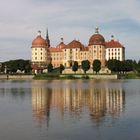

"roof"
[47,47,62,52]
[106,40,124,48]
[81,47,89,51]
[89,33,105,46]
[63,40,85,49]
[32,35,47,48]
[56,42,66,49]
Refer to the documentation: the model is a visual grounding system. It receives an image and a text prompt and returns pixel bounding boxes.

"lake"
[0,79,140,140]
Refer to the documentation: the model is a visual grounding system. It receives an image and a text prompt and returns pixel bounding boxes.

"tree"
[72,61,78,73]
[92,59,101,74]
[24,60,32,73]
[106,59,115,73]
[47,63,53,73]
[119,61,126,73]
[81,60,90,74]
[59,64,65,74]
[124,59,134,72]
[107,59,121,73]
[1,59,31,74]
[137,61,140,73]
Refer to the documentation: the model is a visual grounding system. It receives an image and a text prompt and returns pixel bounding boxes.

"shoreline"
[0,73,139,80]
[0,74,34,80]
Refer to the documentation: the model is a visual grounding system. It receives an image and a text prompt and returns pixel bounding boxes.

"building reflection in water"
[32,81,52,127]
[31,80,125,127]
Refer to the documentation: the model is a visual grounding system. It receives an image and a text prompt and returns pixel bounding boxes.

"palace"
[31,28,125,73]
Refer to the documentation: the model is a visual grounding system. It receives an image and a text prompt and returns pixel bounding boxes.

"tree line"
[49,59,140,74]
[0,59,140,75]
[107,59,140,74]
[0,59,32,74]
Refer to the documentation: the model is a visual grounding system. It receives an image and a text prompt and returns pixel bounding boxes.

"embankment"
[0,75,34,80]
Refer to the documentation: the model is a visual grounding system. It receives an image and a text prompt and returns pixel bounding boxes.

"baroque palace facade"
[31,28,125,73]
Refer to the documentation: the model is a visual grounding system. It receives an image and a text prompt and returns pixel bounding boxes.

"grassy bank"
[34,73,60,80]
[33,73,89,80]
[33,73,118,80]
[118,73,140,79]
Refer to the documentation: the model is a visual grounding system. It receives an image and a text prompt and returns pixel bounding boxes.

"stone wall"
[0,75,34,80]
[60,74,118,79]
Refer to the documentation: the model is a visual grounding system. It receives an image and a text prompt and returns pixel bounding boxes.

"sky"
[0,0,140,61]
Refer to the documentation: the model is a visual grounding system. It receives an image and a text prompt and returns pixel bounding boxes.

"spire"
[46,28,50,47]
[95,27,99,34]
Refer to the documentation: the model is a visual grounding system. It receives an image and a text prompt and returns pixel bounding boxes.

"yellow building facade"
[31,28,125,73]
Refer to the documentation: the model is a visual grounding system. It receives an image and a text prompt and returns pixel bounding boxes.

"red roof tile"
[56,42,66,49]
[47,47,62,52]
[106,40,124,48]
[63,40,85,49]
[81,47,89,51]
[32,35,47,48]
[89,34,105,46]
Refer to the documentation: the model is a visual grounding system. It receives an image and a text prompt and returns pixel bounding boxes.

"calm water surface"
[0,79,140,140]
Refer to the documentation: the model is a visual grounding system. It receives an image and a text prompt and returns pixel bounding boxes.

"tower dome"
[32,31,47,48]
[89,28,105,46]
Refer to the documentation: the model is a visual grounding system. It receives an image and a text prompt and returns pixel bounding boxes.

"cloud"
[0,0,139,61]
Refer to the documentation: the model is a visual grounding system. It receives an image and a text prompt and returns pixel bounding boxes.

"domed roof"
[89,28,105,46]
[32,31,47,48]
